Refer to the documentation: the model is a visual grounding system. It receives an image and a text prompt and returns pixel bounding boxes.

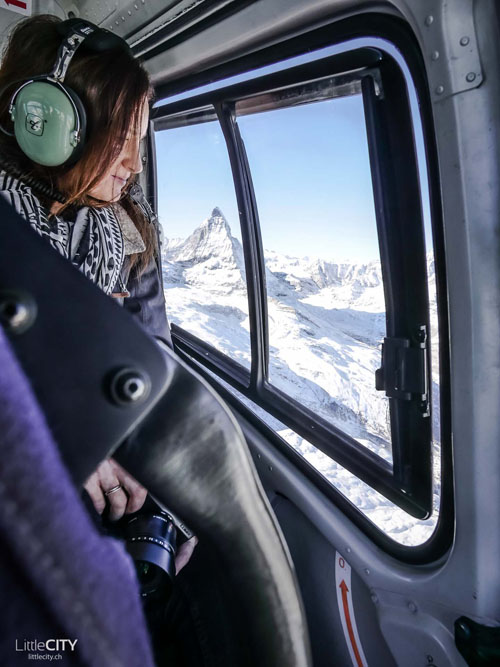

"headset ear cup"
[11,80,85,167]
[61,84,86,166]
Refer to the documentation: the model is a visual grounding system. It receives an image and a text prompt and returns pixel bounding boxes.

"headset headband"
[51,19,131,84]
[51,25,96,84]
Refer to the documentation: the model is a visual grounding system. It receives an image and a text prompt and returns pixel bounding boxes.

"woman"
[0,15,185,550]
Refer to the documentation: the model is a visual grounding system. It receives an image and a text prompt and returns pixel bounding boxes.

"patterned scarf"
[0,171,124,294]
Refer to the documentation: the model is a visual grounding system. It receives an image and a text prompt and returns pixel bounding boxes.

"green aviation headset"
[4,18,130,167]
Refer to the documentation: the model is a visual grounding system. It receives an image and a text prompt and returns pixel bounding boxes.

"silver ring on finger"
[104,484,123,496]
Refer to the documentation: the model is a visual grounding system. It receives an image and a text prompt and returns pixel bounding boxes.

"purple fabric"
[0,327,154,667]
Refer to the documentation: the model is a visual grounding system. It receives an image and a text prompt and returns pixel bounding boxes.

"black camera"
[107,496,192,602]
[125,509,177,600]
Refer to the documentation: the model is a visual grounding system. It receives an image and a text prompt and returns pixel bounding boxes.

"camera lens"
[124,511,177,598]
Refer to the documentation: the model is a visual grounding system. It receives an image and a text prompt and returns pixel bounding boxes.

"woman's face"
[88,101,149,203]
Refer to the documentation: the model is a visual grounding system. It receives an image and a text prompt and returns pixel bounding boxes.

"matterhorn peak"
[211,206,225,219]
[164,207,245,278]
[203,206,229,231]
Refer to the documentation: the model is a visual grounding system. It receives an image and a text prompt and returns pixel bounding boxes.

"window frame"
[150,15,452,560]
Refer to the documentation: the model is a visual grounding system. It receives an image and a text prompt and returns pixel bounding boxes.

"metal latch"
[375,325,429,416]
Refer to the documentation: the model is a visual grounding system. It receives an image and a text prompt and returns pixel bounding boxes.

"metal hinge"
[375,325,429,416]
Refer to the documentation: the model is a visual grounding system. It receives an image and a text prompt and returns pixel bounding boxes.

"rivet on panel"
[460,36,470,46]
[346,547,351,553]
[435,85,444,95]
[107,368,151,406]
[268,465,273,472]
[424,15,434,27]
[128,10,132,15]
[431,51,440,61]
[466,72,476,82]
[364,568,370,576]
[370,593,378,604]
[408,601,418,614]
[0,290,37,334]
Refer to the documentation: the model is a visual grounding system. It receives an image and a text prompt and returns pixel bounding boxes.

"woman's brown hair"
[0,14,156,273]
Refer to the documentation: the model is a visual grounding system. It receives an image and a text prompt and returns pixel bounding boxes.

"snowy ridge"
[266,250,383,294]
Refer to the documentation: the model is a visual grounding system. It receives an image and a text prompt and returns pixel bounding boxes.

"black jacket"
[117,182,173,348]
[122,254,173,348]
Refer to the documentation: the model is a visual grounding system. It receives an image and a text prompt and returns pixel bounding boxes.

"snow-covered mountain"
[164,207,246,290]
[162,208,440,544]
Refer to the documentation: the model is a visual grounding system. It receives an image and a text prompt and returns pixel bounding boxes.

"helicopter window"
[235,93,392,466]
[156,107,252,373]
[153,42,443,530]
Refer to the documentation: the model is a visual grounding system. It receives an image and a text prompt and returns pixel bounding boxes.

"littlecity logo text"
[16,638,78,661]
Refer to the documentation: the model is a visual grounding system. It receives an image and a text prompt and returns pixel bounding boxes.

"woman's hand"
[84,458,198,572]
[175,536,198,574]
[84,458,147,521]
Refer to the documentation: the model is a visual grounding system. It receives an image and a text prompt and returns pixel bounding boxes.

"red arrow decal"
[6,0,28,9]
[340,580,364,667]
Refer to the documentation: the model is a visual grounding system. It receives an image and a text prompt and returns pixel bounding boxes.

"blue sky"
[237,96,380,262]
[156,94,383,263]
[155,120,241,240]
[154,34,433,264]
